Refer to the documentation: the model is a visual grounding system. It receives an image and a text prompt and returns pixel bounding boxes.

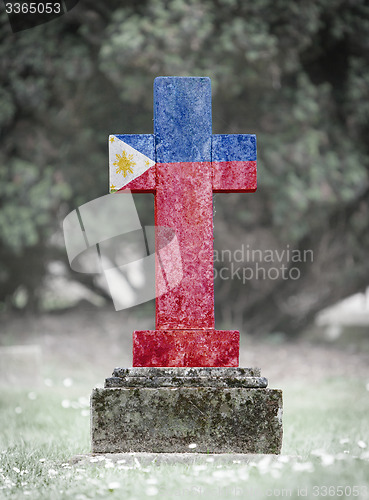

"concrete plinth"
[91,367,283,454]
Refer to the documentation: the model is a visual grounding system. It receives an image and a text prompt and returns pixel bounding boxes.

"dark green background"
[0,0,368,336]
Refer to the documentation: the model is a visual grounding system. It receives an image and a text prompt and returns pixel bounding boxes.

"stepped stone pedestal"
[91,367,283,454]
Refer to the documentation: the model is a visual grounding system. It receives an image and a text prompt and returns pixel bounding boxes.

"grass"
[1,376,369,499]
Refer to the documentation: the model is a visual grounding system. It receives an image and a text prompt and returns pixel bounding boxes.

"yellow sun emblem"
[113,150,136,177]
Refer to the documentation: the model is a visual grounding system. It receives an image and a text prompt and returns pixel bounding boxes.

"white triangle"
[109,136,155,192]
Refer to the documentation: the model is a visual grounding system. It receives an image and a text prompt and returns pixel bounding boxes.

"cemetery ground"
[1,305,369,499]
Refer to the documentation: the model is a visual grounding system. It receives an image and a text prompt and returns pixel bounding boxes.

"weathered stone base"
[91,368,283,454]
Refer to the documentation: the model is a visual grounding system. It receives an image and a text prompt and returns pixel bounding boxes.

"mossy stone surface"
[91,384,283,454]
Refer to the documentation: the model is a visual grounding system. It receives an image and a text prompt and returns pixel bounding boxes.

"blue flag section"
[212,134,257,162]
[154,76,212,163]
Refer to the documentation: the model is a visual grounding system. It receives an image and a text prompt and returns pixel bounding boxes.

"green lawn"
[0,378,368,499]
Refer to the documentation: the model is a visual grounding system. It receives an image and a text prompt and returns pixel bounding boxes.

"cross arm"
[109,134,156,193]
[212,134,257,193]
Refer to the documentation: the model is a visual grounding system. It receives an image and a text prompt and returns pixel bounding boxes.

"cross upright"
[109,76,256,367]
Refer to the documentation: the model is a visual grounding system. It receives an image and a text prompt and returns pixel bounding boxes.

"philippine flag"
[109,135,155,193]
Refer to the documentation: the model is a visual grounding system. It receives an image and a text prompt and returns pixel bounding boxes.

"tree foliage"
[0,0,369,333]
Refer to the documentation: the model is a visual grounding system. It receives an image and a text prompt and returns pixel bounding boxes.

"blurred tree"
[0,0,368,334]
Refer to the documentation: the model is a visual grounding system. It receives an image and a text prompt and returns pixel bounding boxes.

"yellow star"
[110,136,115,143]
[110,184,116,190]
[145,159,151,167]
[113,149,136,177]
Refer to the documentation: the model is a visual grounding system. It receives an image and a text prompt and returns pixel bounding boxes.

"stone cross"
[110,77,256,367]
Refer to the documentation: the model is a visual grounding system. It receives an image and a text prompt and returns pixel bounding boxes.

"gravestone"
[91,77,283,453]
